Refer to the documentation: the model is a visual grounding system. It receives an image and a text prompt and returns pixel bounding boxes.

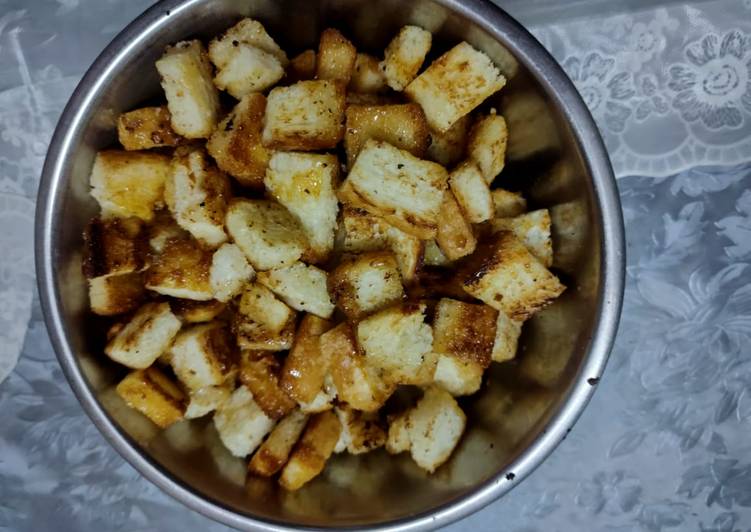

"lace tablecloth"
[2,1,751,530]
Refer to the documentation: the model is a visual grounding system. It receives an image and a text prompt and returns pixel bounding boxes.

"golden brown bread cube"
[235,319,296,352]
[423,240,450,267]
[344,104,430,168]
[233,283,297,351]
[432,298,497,369]
[213,385,275,457]
[184,383,233,419]
[145,238,214,301]
[82,217,146,279]
[156,40,220,139]
[147,210,189,253]
[333,406,387,455]
[425,114,471,168]
[492,311,522,363]
[287,49,317,83]
[281,314,334,404]
[316,28,357,83]
[105,302,182,369]
[448,161,494,224]
[435,191,477,261]
[239,352,297,420]
[433,354,485,396]
[467,113,508,184]
[257,262,335,319]
[117,106,183,151]
[89,150,171,222]
[88,272,145,316]
[380,25,432,91]
[405,42,506,133]
[338,140,448,239]
[169,322,237,391]
[262,80,346,151]
[170,299,226,323]
[116,367,186,429]
[462,232,565,319]
[492,189,527,218]
[207,93,271,189]
[328,251,404,320]
[210,243,255,303]
[208,18,288,67]
[349,53,387,93]
[491,209,553,268]
[279,410,342,490]
[249,409,309,476]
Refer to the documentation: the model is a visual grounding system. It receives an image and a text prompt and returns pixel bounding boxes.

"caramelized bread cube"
[116,367,185,428]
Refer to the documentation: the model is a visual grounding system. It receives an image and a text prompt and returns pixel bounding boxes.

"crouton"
[257,262,334,319]
[225,199,308,271]
[338,140,448,239]
[448,161,494,223]
[148,211,189,253]
[279,410,341,490]
[462,232,565,319]
[334,406,386,454]
[249,409,309,476]
[316,28,357,83]
[298,382,337,413]
[426,114,471,167]
[208,18,288,67]
[262,80,346,151]
[105,302,182,369]
[233,283,296,351]
[281,314,334,403]
[145,238,214,300]
[385,411,411,454]
[435,191,476,261]
[385,224,423,283]
[207,93,271,189]
[432,298,497,369]
[184,383,233,419]
[405,42,506,132]
[492,189,527,218]
[381,25,432,91]
[210,243,255,303]
[357,303,436,385]
[423,240,450,267]
[116,367,185,428]
[89,150,170,222]
[406,387,466,472]
[492,311,522,363]
[214,385,275,457]
[239,353,297,419]
[169,323,237,391]
[165,149,230,248]
[492,209,553,267]
[156,40,220,139]
[235,319,296,351]
[117,106,183,151]
[467,113,508,184]
[349,53,387,93]
[287,49,317,82]
[170,299,226,323]
[82,217,146,279]
[264,152,340,261]
[88,272,145,316]
[328,251,404,320]
[344,104,430,167]
[325,323,395,411]
[433,355,484,396]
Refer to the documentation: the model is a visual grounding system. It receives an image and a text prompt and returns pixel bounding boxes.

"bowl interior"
[42,0,616,528]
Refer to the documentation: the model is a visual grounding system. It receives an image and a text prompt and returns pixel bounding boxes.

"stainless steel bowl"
[35,0,625,530]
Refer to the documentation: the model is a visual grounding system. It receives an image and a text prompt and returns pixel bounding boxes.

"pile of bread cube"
[84,18,565,490]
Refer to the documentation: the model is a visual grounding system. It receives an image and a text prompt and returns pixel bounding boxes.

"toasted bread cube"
[381,25,432,91]
[281,315,334,405]
[426,114,471,167]
[88,273,145,316]
[184,383,233,419]
[214,385,275,457]
[316,28,357,83]
[334,406,386,455]
[249,409,309,476]
[325,323,395,411]
[344,104,430,168]
[279,410,341,490]
[156,40,220,139]
[82,217,146,279]
[448,161,494,223]
[432,298,497,369]
[299,375,338,414]
[207,93,271,189]
[405,42,506,132]
[256,263,334,319]
[239,353,297,419]
[236,283,295,335]
[171,299,226,323]
[435,192,477,261]
[287,49,317,82]
[468,113,508,184]
[165,149,230,248]
[169,323,237,391]
[492,189,527,218]
[264,152,340,261]
[118,106,183,151]
[407,387,466,472]
[433,355,484,396]
[385,412,411,454]
[226,199,307,271]
[349,53,387,93]
[339,140,448,239]
[211,45,284,99]
[90,150,170,222]
[328,251,404,320]
[105,302,182,369]
[491,209,553,267]
[148,212,189,253]
[235,319,296,352]
[423,240,450,267]
[262,80,346,151]
[145,239,214,300]
[116,367,185,428]
[492,311,522,363]
[208,18,288,67]
[210,243,255,303]
[462,232,565,319]
[384,224,423,283]
[357,303,435,385]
